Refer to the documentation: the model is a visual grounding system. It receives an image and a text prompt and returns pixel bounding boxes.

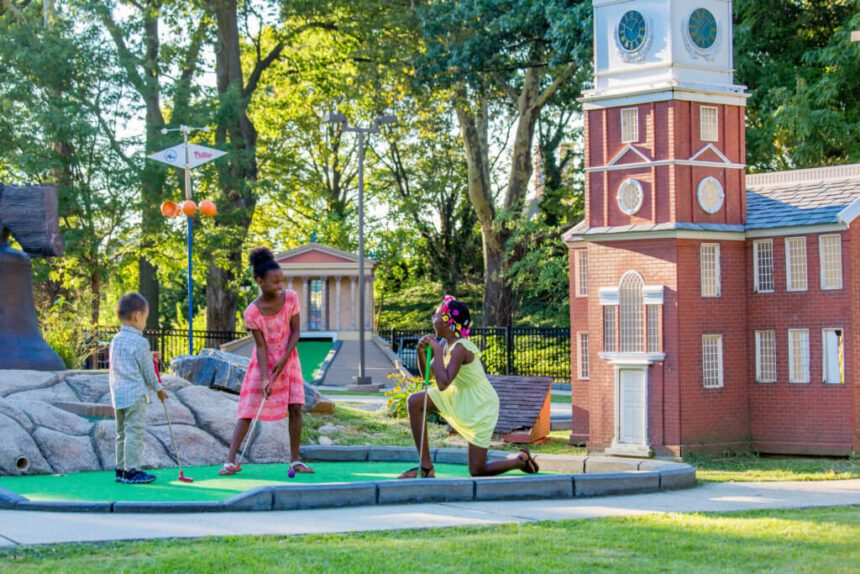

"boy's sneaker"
[122,469,156,484]
[115,469,126,483]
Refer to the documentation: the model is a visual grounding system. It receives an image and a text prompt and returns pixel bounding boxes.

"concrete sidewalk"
[1,479,858,547]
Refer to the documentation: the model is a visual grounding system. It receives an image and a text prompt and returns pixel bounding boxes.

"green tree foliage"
[735,0,860,169]
[0,3,137,324]
[414,0,592,326]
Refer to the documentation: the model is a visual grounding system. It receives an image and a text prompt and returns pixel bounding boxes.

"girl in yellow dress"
[399,296,539,478]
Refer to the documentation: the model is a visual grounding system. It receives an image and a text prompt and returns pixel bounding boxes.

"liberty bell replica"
[0,184,65,370]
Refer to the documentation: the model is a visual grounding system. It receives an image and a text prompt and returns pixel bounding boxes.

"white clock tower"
[587,0,746,108]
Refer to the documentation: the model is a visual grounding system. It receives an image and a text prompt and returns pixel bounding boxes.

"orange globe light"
[199,199,217,217]
[182,200,197,217]
[160,200,180,218]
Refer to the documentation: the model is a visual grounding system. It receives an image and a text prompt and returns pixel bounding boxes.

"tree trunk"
[482,236,512,327]
[204,0,272,333]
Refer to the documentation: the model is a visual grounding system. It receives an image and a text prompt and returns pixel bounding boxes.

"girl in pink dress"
[219,247,314,475]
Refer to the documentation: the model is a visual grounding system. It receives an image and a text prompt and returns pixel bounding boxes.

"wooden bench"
[487,375,553,444]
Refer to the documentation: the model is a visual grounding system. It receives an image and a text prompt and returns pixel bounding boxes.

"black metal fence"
[86,327,246,371]
[383,326,571,383]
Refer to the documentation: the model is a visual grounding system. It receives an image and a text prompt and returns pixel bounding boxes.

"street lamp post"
[325,112,397,386]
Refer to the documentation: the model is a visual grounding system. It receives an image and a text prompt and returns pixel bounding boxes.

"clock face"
[617,10,647,53]
[688,8,717,50]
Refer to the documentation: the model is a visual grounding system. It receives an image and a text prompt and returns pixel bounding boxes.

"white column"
[287,277,293,291]
[350,276,357,330]
[335,276,342,331]
[301,276,309,331]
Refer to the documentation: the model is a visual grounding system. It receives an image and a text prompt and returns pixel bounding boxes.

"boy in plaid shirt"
[109,292,167,484]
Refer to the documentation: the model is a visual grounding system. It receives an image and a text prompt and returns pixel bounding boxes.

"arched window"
[619,271,644,352]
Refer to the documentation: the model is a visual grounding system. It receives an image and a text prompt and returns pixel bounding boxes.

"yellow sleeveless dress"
[427,338,500,449]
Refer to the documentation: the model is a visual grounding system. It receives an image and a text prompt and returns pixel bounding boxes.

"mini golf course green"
[296,340,334,382]
[0,462,542,504]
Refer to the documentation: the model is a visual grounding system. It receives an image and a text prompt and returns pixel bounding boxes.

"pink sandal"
[218,462,241,476]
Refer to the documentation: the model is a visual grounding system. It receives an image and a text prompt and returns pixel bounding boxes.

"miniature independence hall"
[565,0,860,457]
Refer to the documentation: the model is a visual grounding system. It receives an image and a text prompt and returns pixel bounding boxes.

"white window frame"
[578,332,590,380]
[702,334,724,389]
[819,234,843,290]
[575,250,588,297]
[700,243,721,297]
[822,328,844,384]
[755,330,776,383]
[646,304,660,353]
[788,329,810,383]
[753,239,774,293]
[604,306,617,353]
[700,106,719,142]
[785,237,808,292]
[619,271,644,352]
[621,108,639,143]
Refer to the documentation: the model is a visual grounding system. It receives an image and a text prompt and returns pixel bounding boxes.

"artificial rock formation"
[0,369,313,476]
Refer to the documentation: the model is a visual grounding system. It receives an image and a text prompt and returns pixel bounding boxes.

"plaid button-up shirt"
[108,325,162,410]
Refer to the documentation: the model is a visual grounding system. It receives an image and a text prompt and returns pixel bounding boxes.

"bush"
[39,296,100,369]
[383,372,442,424]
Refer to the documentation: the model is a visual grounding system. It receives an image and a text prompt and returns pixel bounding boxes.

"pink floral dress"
[237,290,304,421]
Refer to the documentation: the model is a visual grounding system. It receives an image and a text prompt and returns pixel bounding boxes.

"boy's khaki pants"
[115,396,147,470]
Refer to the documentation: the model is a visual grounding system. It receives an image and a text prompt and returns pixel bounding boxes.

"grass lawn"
[687,452,860,483]
[306,406,860,479]
[3,506,859,572]
[319,390,385,396]
[302,405,585,456]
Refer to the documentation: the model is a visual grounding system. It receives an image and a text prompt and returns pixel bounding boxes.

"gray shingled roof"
[746,176,860,230]
[562,165,860,240]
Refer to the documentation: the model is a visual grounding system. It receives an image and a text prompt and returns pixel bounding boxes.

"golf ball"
[288,468,296,478]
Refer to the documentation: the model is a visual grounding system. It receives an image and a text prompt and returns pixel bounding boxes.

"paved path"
[323,339,399,387]
[1,479,858,547]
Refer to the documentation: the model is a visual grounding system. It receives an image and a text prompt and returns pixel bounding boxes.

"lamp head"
[373,114,398,127]
[325,112,347,125]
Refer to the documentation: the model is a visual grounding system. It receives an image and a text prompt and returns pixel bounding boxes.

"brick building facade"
[565,0,859,456]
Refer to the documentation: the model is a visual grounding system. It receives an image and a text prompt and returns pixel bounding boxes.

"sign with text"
[148,143,227,170]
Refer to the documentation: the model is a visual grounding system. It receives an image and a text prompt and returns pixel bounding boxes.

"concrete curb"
[0,485,24,509]
[371,335,413,380]
[3,447,696,513]
[310,340,343,386]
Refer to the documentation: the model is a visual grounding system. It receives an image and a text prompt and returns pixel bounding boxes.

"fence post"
[160,327,166,369]
[506,323,514,376]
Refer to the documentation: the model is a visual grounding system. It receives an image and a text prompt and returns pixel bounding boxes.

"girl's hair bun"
[249,246,279,279]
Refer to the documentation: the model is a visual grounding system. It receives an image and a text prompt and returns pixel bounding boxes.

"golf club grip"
[153,357,162,384]
[424,345,432,385]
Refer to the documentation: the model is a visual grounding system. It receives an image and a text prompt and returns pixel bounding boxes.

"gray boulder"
[171,349,249,394]
[171,349,333,413]
[32,427,100,474]
[0,412,52,474]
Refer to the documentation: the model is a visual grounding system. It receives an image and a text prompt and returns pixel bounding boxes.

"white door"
[619,369,645,444]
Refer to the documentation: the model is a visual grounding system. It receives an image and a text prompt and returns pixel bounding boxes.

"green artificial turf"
[0,462,544,503]
[296,340,333,382]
